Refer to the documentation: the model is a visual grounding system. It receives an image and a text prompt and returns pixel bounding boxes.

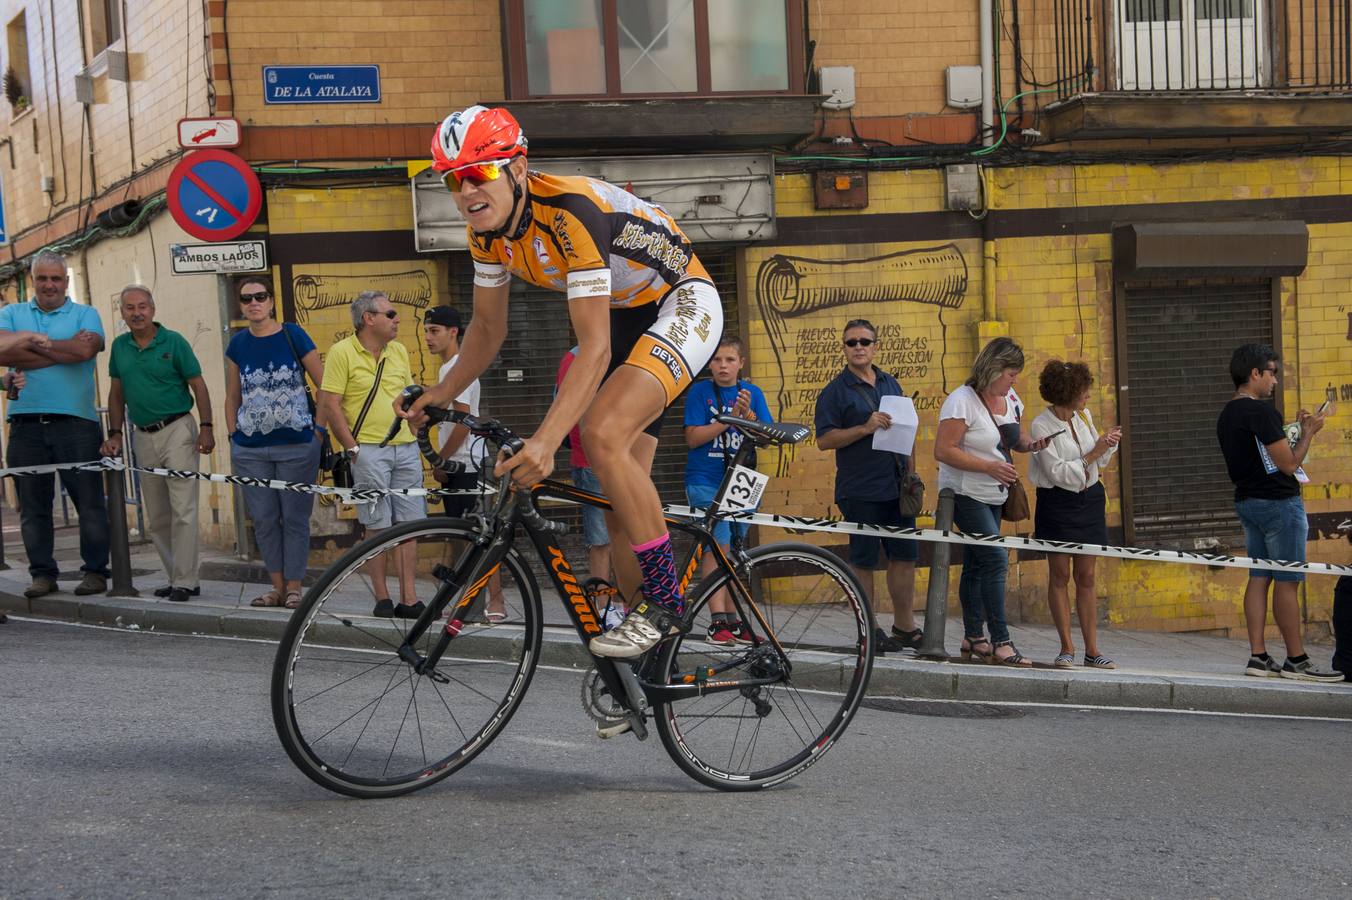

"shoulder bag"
[278,323,337,473]
[330,358,386,490]
[983,397,1029,522]
[849,377,925,518]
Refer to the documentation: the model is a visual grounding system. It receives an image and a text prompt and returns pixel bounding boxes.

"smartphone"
[1316,398,1333,415]
[1042,429,1067,441]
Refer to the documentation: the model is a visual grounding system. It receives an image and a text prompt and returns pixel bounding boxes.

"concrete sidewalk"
[1,522,1349,719]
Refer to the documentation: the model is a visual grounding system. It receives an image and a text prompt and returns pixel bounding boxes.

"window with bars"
[1118,278,1278,549]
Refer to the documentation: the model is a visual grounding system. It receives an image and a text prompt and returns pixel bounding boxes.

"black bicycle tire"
[651,541,874,791]
[270,517,543,798]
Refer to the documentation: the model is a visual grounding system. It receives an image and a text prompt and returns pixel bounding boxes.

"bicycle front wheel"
[271,518,543,798]
[652,541,874,791]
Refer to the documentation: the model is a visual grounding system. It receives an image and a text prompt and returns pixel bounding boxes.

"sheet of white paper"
[873,395,918,456]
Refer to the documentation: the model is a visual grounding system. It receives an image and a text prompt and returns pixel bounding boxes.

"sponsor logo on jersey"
[552,212,579,260]
[503,243,514,262]
[571,273,610,296]
[613,222,689,278]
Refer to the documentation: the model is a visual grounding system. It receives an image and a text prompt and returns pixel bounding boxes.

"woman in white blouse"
[935,337,1050,666]
[1029,360,1122,669]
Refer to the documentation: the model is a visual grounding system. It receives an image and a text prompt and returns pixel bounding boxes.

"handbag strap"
[276,324,317,417]
[349,357,387,444]
[980,390,1016,461]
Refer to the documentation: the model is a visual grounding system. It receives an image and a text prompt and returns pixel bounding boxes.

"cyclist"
[399,105,722,659]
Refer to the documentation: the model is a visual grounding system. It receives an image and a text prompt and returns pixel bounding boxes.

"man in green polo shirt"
[100,285,215,603]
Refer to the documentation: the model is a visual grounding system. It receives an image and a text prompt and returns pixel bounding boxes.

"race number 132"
[718,465,769,514]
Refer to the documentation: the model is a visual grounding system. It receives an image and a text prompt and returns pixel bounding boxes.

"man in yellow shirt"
[318,290,424,618]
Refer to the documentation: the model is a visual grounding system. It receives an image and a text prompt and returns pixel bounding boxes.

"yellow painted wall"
[750,156,1352,639]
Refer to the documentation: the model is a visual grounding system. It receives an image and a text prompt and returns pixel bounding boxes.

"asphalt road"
[2,619,1349,899]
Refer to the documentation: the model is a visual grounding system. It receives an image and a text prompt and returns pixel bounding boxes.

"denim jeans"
[7,416,110,579]
[953,493,1010,643]
[232,438,321,581]
[1234,495,1307,583]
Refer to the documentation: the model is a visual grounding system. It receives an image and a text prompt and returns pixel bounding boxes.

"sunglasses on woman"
[239,291,271,304]
[441,161,507,192]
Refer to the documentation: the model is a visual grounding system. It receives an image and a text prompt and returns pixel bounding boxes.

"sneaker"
[1244,654,1281,677]
[706,623,737,646]
[23,576,58,599]
[602,605,628,632]
[1279,657,1345,683]
[154,585,200,598]
[730,621,763,646]
[874,627,907,655]
[595,718,633,739]
[589,600,687,659]
[372,598,395,618]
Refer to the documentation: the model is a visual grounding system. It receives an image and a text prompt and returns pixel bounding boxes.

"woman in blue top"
[224,276,326,609]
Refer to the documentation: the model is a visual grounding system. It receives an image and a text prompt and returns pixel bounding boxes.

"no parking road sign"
[166,149,262,242]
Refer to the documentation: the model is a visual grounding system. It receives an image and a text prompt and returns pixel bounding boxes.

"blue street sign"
[166,150,263,243]
[263,65,381,105]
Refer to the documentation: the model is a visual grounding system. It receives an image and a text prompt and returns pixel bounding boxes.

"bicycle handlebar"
[387,385,565,535]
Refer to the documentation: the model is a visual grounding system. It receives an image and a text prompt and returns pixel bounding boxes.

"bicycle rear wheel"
[652,541,873,791]
[271,518,542,798]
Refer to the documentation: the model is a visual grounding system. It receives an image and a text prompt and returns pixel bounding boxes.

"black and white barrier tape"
[664,506,1352,578]
[3,459,1348,576]
[0,457,489,502]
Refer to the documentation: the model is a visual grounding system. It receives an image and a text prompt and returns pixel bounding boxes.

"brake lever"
[380,385,425,448]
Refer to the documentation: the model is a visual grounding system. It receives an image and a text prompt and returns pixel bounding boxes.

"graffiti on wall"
[291,268,437,378]
[752,244,970,473]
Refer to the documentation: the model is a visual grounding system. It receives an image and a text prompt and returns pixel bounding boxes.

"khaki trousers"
[132,415,200,589]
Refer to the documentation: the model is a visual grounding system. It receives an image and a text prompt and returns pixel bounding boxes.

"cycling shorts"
[605,278,723,438]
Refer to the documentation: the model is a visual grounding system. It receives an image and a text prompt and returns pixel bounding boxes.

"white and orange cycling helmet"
[431,105,528,191]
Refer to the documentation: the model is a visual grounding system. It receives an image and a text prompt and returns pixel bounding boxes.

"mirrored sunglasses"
[441,161,507,192]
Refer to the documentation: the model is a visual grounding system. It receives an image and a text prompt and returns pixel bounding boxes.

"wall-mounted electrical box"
[944,164,981,210]
[819,66,856,110]
[946,66,982,109]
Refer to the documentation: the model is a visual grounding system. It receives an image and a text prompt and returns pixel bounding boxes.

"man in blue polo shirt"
[815,318,922,655]
[0,250,110,598]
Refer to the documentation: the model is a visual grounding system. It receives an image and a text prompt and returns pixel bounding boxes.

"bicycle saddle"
[715,415,810,446]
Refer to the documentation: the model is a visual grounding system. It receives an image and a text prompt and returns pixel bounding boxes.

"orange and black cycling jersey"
[468,171,710,307]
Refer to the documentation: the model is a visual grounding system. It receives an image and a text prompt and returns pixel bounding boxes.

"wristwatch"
[345,445,360,456]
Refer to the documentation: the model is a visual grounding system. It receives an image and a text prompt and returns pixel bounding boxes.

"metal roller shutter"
[1121,279,1275,549]
[446,248,741,572]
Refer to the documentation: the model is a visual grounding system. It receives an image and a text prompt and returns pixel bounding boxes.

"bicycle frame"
[387,434,788,724]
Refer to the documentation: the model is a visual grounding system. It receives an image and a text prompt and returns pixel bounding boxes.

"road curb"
[4,590,1349,719]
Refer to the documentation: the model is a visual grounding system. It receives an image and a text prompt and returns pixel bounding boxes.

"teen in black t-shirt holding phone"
[1216,343,1341,682]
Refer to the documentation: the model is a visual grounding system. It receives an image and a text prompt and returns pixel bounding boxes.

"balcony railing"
[1023,0,1352,99]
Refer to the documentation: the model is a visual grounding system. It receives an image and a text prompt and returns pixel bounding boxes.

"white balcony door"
[1117,0,1266,89]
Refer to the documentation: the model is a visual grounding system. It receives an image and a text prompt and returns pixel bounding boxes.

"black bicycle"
[271,391,875,798]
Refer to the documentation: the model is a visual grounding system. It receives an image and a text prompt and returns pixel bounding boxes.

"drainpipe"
[980,0,995,147]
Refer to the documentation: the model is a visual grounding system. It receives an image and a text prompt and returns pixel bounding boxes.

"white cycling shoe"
[588,600,687,659]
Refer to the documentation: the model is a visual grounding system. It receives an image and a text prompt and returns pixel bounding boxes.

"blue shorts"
[838,497,919,568]
[571,467,610,548]
[686,481,750,548]
[1235,495,1307,583]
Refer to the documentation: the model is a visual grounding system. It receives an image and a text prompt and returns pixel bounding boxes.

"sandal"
[283,590,302,609]
[891,626,924,649]
[1084,653,1117,669]
[1053,652,1075,669]
[960,637,994,662]
[993,640,1032,667]
[250,589,284,608]
[485,610,508,623]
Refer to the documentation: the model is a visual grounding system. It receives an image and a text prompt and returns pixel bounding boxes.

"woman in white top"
[934,337,1050,666]
[1029,360,1122,669]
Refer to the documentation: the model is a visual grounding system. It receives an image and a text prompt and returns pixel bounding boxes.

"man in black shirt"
[1215,343,1340,682]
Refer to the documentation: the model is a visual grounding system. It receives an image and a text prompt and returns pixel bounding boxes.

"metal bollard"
[915,487,955,660]
[105,467,139,597]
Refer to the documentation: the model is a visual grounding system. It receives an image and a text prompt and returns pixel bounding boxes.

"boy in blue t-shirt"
[683,337,774,646]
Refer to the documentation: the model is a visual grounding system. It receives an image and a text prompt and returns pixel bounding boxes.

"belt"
[136,411,189,433]
[9,413,79,425]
